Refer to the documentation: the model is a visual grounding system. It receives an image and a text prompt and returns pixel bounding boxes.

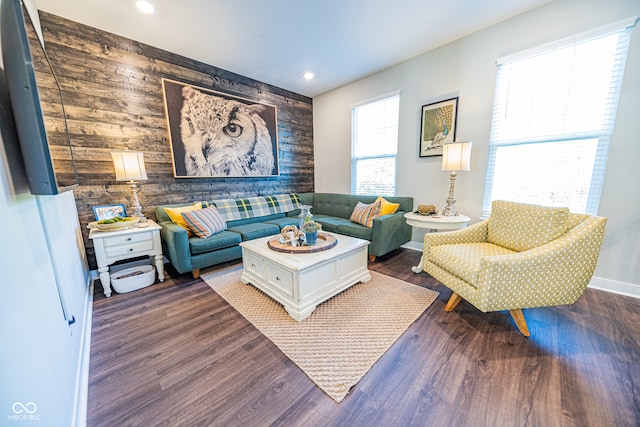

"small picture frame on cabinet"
[93,204,127,221]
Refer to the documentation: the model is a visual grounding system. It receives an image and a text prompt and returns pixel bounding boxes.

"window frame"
[350,91,400,196]
[482,17,637,217]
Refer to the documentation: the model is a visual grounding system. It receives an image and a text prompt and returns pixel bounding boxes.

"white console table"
[404,212,470,273]
[89,220,165,297]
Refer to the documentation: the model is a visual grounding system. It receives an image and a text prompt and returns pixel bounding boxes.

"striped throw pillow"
[164,201,209,237]
[181,206,227,238]
[350,200,382,228]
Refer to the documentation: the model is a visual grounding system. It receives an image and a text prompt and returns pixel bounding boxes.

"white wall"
[0,0,92,424]
[314,0,640,288]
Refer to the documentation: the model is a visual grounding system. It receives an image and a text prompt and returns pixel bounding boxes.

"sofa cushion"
[307,193,412,219]
[336,222,373,241]
[487,200,569,252]
[314,215,352,233]
[227,213,285,228]
[227,222,280,241]
[350,200,382,228]
[376,196,400,216]
[430,242,516,286]
[189,231,242,255]
[263,216,299,230]
[181,206,227,238]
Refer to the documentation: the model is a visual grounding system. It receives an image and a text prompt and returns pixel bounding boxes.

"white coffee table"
[239,232,371,321]
[404,212,470,273]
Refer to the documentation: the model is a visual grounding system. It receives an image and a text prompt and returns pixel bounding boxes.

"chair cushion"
[181,206,227,238]
[430,242,516,286]
[487,200,569,252]
[350,200,381,228]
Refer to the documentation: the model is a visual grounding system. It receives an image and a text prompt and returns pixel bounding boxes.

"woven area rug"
[201,264,438,402]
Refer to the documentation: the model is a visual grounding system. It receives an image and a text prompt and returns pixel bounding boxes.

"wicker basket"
[110,264,155,293]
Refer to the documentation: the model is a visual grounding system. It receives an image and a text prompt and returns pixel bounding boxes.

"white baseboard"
[72,277,94,427]
[401,241,423,252]
[401,241,639,300]
[588,276,640,299]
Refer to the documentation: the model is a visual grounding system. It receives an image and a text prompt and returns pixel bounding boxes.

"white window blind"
[351,93,399,196]
[482,17,637,216]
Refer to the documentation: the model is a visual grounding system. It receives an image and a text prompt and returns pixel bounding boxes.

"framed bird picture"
[419,97,458,157]
[161,78,279,177]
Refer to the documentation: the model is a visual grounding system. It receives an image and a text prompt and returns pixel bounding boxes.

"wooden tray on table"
[267,232,337,254]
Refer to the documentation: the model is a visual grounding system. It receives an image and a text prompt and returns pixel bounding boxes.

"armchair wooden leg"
[192,269,200,279]
[509,309,531,337]
[368,254,376,262]
[445,292,462,312]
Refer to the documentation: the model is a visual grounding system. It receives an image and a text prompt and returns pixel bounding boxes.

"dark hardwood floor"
[88,249,640,427]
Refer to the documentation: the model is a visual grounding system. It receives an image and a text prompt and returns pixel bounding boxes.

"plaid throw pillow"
[181,206,227,238]
[350,200,382,228]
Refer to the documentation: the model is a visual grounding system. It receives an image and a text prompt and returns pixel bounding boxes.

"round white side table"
[404,212,470,273]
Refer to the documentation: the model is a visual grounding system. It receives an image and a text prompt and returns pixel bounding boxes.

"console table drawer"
[104,231,153,247]
[105,240,154,258]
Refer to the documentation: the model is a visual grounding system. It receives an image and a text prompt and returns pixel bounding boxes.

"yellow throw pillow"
[376,196,400,216]
[164,202,206,236]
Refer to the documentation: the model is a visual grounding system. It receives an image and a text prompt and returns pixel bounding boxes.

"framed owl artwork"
[161,79,279,177]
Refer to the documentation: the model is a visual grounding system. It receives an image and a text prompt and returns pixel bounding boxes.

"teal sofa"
[156,192,413,278]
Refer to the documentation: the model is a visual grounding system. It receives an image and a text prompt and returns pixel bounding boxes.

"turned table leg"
[155,254,165,282]
[98,266,112,297]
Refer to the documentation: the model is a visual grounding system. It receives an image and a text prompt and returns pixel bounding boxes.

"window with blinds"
[351,93,399,196]
[482,17,637,216]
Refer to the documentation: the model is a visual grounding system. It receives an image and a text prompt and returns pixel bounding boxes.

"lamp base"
[442,171,459,216]
[442,203,458,217]
[129,206,146,220]
[128,180,146,221]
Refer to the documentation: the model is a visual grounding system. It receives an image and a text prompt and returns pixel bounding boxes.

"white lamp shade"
[111,151,148,181]
[442,141,472,171]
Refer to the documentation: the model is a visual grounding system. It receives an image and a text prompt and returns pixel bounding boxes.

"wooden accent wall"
[36,12,314,269]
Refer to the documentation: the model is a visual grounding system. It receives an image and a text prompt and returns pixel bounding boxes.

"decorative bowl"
[91,217,140,231]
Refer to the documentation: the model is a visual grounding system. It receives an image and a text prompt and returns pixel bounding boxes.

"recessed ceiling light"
[136,1,155,14]
[303,72,315,80]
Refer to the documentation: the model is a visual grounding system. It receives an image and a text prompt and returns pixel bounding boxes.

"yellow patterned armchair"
[422,200,607,336]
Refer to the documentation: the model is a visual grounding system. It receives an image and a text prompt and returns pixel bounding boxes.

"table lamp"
[441,141,472,216]
[111,150,148,219]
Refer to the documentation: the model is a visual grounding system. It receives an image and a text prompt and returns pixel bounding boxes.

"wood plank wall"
[35,12,314,270]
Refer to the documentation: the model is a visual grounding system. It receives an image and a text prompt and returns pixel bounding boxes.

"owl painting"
[178,85,276,177]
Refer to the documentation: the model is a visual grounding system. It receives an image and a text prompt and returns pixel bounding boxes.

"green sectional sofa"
[156,192,413,278]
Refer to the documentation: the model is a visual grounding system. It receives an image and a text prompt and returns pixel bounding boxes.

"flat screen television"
[1,0,77,195]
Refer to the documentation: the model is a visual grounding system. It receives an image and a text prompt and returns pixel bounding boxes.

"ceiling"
[34,0,554,97]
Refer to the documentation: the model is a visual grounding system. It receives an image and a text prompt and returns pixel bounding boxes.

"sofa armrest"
[475,215,607,311]
[369,211,412,257]
[159,221,193,274]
